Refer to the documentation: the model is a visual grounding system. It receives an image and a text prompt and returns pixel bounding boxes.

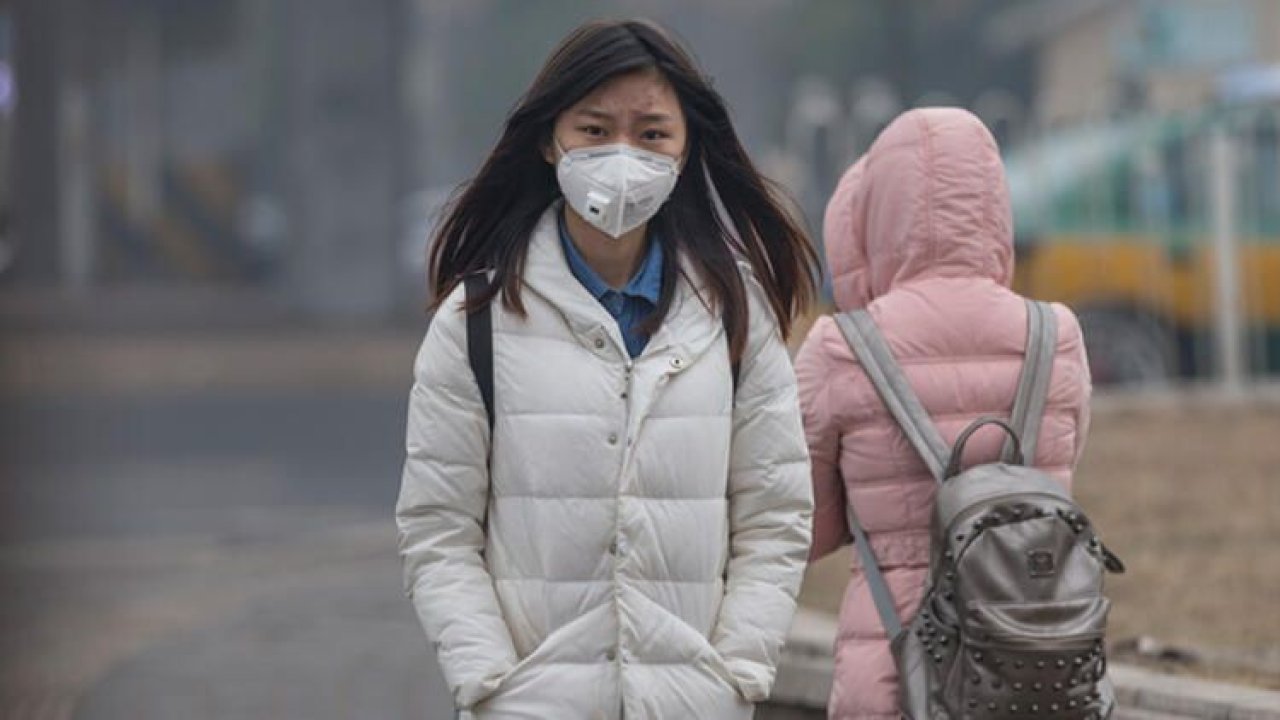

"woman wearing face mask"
[396,19,820,720]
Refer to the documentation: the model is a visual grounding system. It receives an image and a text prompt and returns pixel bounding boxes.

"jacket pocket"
[472,602,616,713]
[624,591,743,699]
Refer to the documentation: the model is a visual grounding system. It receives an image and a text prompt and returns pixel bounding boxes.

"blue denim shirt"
[558,212,664,358]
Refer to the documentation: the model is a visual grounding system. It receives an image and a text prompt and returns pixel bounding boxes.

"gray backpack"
[835,301,1125,720]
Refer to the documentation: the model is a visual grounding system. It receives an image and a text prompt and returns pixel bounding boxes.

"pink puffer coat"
[794,108,1093,720]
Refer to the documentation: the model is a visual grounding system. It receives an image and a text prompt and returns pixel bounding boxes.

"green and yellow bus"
[1004,100,1280,385]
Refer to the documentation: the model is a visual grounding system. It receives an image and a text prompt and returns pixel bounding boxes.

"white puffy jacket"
[396,205,813,719]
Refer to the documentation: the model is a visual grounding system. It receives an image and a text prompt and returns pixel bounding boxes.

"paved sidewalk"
[4,518,822,720]
[10,515,1278,719]
[0,520,451,720]
[73,555,448,720]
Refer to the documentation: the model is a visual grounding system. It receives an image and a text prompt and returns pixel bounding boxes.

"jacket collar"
[522,202,721,366]
[557,209,665,306]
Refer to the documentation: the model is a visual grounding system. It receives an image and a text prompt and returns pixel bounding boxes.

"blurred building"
[7,0,404,321]
[989,0,1280,128]
[987,0,1280,385]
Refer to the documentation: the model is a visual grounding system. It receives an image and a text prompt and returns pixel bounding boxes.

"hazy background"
[0,1,1277,718]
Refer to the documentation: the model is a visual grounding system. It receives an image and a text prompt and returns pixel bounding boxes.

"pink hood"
[823,108,1014,311]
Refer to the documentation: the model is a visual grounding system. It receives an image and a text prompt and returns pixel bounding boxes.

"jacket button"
[605,649,616,662]
[670,357,684,368]
[608,539,618,555]
[594,337,606,349]
[607,433,619,445]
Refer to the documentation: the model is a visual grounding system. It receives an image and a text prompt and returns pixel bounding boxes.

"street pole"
[56,79,94,295]
[1208,125,1245,394]
[284,0,400,322]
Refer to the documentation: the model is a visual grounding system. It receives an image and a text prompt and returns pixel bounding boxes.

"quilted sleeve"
[794,316,850,561]
[711,270,815,703]
[395,283,518,709]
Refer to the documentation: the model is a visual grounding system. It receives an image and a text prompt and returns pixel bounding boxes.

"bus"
[1004,98,1280,385]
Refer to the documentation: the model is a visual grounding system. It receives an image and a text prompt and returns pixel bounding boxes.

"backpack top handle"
[945,417,1024,479]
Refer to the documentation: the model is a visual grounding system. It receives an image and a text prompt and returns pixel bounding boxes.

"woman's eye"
[579,125,606,137]
[642,129,670,141]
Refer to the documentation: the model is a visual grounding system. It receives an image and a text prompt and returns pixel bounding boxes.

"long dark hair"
[429,19,819,358]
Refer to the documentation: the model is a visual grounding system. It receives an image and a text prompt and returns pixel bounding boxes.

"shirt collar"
[558,211,664,305]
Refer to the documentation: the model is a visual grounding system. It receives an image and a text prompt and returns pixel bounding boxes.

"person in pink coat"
[794,107,1093,720]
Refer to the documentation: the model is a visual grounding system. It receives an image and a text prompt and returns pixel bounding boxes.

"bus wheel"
[1078,309,1173,387]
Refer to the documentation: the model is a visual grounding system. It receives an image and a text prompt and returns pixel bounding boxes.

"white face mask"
[555,140,680,239]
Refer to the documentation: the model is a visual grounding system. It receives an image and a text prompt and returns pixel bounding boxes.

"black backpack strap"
[1001,300,1058,464]
[464,274,495,433]
[726,312,741,393]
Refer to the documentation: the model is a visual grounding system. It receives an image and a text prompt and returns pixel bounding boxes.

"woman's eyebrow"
[636,111,675,124]
[574,107,615,121]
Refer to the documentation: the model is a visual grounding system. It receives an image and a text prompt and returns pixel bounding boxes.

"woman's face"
[546,69,687,164]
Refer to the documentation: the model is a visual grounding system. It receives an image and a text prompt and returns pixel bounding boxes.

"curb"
[0,331,420,397]
[776,609,1280,718]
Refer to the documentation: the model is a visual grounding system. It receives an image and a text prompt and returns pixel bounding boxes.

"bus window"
[1136,147,1171,229]
[1162,136,1192,227]
[1252,113,1279,236]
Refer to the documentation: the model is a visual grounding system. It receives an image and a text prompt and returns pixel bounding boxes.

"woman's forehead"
[569,70,681,119]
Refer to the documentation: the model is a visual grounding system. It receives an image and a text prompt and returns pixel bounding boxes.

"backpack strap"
[725,308,741,394]
[835,310,950,483]
[464,273,495,433]
[1001,300,1058,464]
[834,309,952,641]
[845,498,905,640]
